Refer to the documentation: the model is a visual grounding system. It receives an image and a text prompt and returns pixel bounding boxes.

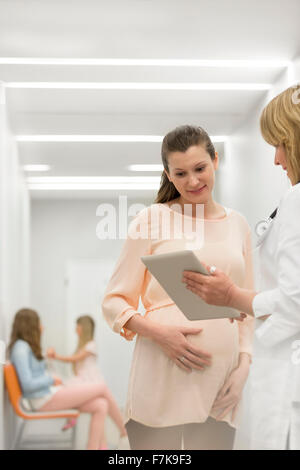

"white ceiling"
[1,0,299,59]
[1,0,300,199]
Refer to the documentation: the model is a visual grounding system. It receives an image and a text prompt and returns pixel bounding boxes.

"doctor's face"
[164,144,218,204]
[274,144,292,182]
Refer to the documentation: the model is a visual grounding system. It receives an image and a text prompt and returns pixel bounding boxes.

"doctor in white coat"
[181,84,300,450]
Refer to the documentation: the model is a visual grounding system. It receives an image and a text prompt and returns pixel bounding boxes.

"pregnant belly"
[131,304,241,426]
[145,303,239,360]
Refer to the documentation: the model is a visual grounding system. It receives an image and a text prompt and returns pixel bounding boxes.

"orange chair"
[4,362,79,450]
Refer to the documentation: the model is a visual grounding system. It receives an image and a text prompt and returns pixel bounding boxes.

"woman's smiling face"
[164,144,218,203]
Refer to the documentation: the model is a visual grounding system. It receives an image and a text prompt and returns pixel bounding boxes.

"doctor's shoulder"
[277,184,300,221]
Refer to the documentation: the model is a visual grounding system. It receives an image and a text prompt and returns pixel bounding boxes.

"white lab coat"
[235,183,300,450]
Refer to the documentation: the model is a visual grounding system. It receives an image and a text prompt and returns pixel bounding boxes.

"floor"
[12,411,122,450]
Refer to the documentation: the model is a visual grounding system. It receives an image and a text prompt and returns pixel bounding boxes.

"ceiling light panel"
[0,58,291,67]
[6,82,272,90]
[17,135,228,143]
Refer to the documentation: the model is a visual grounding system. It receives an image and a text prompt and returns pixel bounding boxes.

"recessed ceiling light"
[23,164,51,172]
[129,164,164,172]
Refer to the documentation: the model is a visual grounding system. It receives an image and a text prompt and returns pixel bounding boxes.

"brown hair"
[155,125,216,203]
[260,84,300,185]
[8,308,43,360]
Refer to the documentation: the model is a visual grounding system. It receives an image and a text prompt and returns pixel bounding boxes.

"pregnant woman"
[102,125,254,450]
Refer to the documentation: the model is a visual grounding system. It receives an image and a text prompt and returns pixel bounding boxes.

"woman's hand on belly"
[211,353,251,421]
[152,324,212,373]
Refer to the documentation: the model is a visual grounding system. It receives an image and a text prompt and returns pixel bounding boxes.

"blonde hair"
[155,125,216,204]
[73,315,95,373]
[260,84,300,185]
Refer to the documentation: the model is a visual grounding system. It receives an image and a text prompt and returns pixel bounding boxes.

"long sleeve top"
[102,203,254,427]
[10,339,54,398]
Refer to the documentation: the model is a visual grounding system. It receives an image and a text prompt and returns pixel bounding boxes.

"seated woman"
[47,315,110,449]
[8,308,128,450]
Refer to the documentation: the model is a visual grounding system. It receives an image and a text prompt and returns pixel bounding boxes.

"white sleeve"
[84,341,97,355]
[237,228,255,357]
[252,188,300,348]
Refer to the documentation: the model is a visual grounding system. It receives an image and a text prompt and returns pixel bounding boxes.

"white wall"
[294,55,300,80]
[0,84,30,450]
[218,57,300,231]
[31,197,152,403]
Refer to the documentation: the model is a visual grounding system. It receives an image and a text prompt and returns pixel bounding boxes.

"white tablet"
[141,250,240,321]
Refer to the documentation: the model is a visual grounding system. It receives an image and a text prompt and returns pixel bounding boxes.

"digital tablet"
[141,250,240,321]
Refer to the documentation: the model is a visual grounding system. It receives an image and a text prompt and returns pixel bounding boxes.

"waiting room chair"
[4,362,79,450]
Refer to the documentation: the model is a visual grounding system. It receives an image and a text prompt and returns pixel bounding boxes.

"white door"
[64,258,136,406]
[64,258,137,448]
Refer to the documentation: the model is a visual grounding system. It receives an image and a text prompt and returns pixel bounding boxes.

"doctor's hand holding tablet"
[142,250,247,322]
[181,84,300,449]
[182,260,255,320]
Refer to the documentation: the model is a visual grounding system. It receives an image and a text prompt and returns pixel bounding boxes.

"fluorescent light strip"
[17,135,228,143]
[17,135,163,142]
[23,164,51,172]
[0,58,290,67]
[28,183,159,190]
[27,176,161,191]
[27,176,161,183]
[129,164,164,172]
[6,82,271,90]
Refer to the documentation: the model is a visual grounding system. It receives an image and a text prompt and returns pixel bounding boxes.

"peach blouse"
[102,203,254,428]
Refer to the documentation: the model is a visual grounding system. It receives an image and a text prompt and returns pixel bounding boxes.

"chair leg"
[11,420,26,450]
[71,424,77,450]
[11,418,78,450]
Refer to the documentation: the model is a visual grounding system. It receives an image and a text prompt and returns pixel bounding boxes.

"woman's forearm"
[238,351,252,367]
[230,285,257,316]
[123,314,162,341]
[53,354,75,363]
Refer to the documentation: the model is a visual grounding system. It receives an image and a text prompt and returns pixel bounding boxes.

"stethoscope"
[255,207,278,238]
[255,181,300,239]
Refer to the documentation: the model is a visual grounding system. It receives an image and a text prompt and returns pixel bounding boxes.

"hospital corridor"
[1,0,300,451]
